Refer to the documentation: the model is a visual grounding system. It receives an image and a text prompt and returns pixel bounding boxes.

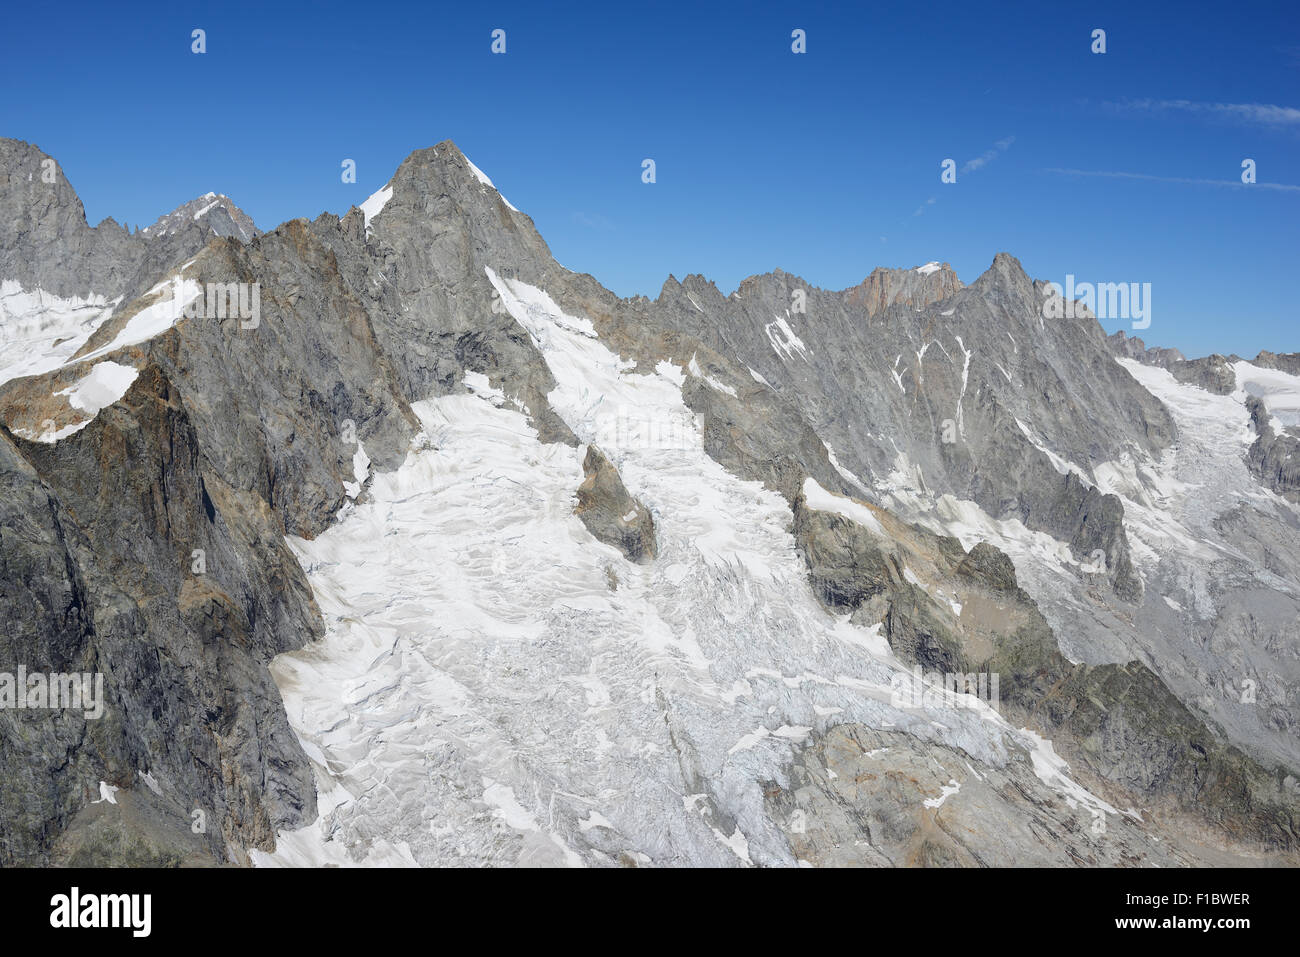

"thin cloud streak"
[1045,167,1300,193]
[961,136,1015,175]
[1106,98,1300,127]
[571,211,615,230]
[906,135,1015,223]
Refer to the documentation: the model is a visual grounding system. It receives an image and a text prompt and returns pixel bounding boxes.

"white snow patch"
[1233,360,1300,428]
[0,280,122,384]
[56,360,139,415]
[1014,418,1093,486]
[822,441,871,495]
[464,155,520,212]
[78,275,203,363]
[765,315,810,362]
[343,441,371,500]
[360,184,393,229]
[688,353,738,397]
[877,451,1094,593]
[463,369,507,406]
[923,778,960,808]
[802,477,886,536]
[27,361,141,442]
[954,336,973,439]
[139,771,163,796]
[93,781,119,805]
[1021,729,1117,817]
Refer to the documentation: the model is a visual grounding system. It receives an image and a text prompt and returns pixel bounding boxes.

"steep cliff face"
[844,261,963,315]
[0,139,260,312]
[0,155,423,864]
[1,138,1297,867]
[1,365,320,865]
[641,253,1170,603]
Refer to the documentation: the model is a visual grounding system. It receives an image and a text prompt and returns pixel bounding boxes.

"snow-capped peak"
[463,152,520,213]
[141,192,257,242]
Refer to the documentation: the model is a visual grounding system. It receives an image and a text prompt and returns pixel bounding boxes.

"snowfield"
[0,280,120,384]
[253,270,1123,867]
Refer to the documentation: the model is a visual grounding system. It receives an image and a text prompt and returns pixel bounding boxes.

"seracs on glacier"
[252,269,1119,867]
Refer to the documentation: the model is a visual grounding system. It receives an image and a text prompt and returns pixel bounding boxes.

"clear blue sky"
[2,0,1296,357]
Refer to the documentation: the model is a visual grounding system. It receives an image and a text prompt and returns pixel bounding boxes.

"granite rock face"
[639,252,1168,603]
[574,445,657,563]
[844,261,963,315]
[766,724,1196,867]
[0,138,258,311]
[1,366,322,865]
[1246,396,1300,501]
[789,485,1299,854]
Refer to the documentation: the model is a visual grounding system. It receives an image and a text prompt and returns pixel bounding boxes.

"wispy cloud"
[571,211,614,230]
[1105,98,1300,127]
[905,135,1015,223]
[1045,167,1300,193]
[961,136,1015,175]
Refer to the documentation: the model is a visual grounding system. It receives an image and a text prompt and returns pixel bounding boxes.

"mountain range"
[1,136,1297,867]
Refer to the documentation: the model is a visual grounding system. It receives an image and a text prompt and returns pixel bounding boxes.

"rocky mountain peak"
[140,192,257,242]
[385,139,520,214]
[844,261,962,315]
[972,250,1035,297]
[1108,330,1186,366]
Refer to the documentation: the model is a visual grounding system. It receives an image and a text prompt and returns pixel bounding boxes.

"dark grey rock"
[574,445,657,563]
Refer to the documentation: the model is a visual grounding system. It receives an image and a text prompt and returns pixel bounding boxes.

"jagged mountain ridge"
[0,140,263,387]
[0,137,1296,866]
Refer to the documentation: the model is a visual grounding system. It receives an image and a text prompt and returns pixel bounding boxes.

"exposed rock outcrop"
[1246,395,1300,501]
[574,445,657,563]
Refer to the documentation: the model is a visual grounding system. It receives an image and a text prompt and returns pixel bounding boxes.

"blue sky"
[2,0,1296,357]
